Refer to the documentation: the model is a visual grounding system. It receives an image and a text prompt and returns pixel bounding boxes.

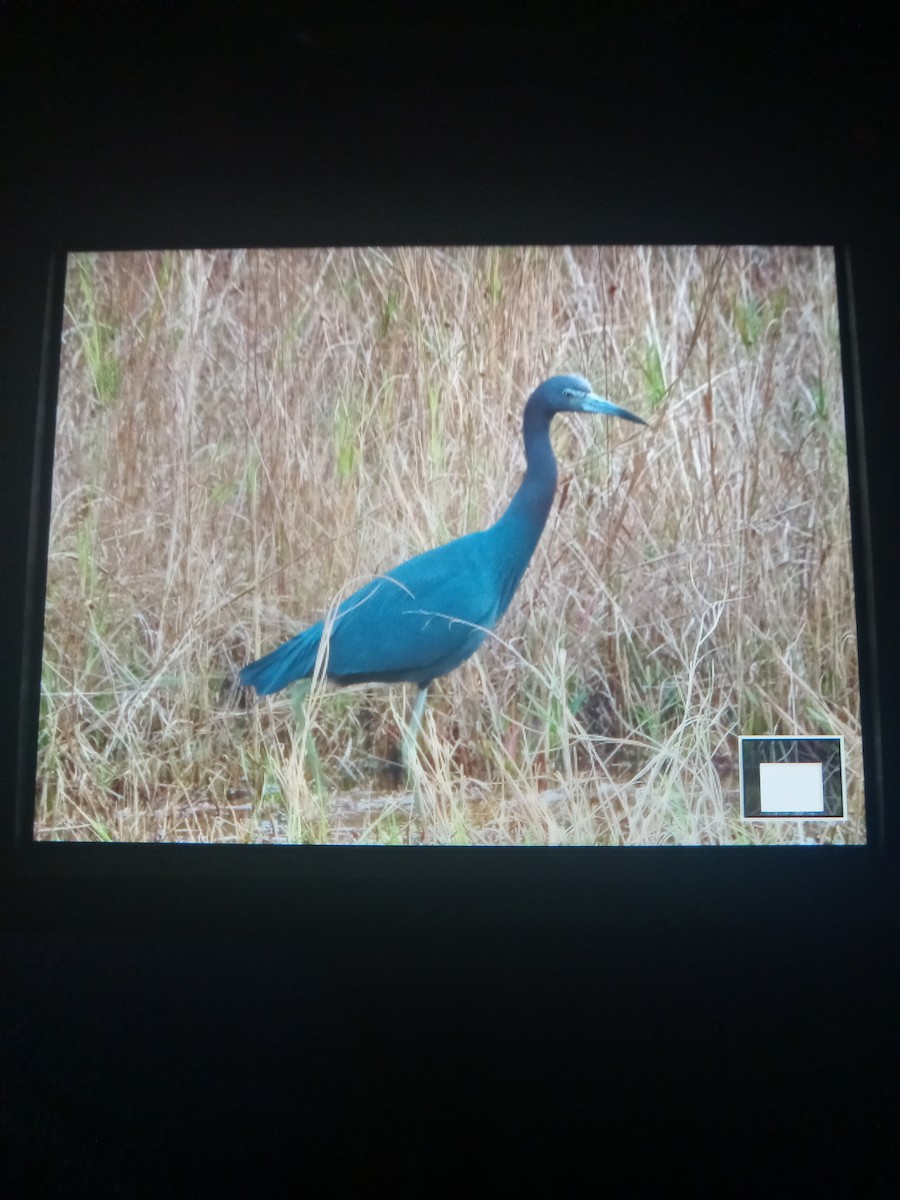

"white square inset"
[759,761,825,814]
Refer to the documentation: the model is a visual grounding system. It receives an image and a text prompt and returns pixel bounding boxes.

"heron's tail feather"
[239,623,323,695]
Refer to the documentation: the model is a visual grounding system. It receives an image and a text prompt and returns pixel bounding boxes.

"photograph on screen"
[35,246,865,845]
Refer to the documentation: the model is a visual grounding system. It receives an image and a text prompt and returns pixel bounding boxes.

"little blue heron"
[240,374,645,764]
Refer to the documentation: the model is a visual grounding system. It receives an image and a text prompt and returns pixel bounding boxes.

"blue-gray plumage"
[240,375,645,710]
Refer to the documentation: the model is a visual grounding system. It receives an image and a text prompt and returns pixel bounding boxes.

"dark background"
[3,2,899,1192]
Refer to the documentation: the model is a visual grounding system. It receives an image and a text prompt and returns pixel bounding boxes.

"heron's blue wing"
[325,531,501,684]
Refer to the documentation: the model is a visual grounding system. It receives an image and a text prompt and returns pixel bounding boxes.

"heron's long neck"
[487,402,557,617]
[500,401,557,538]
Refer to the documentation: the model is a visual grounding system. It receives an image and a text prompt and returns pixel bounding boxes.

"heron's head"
[538,374,646,425]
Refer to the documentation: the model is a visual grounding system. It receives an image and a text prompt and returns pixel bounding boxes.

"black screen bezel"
[3,30,896,932]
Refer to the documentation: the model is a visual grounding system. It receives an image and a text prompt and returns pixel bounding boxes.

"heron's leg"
[401,686,429,824]
[402,686,428,776]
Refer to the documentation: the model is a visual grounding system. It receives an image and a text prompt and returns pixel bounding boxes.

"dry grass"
[35,246,864,844]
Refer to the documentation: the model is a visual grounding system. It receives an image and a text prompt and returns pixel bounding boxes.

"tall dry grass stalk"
[36,246,863,844]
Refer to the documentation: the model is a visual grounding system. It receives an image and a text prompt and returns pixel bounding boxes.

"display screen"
[35,246,865,845]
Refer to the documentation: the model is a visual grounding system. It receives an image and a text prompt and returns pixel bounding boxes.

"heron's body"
[240,375,644,699]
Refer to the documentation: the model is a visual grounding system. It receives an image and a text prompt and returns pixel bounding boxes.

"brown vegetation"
[36,246,863,844]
